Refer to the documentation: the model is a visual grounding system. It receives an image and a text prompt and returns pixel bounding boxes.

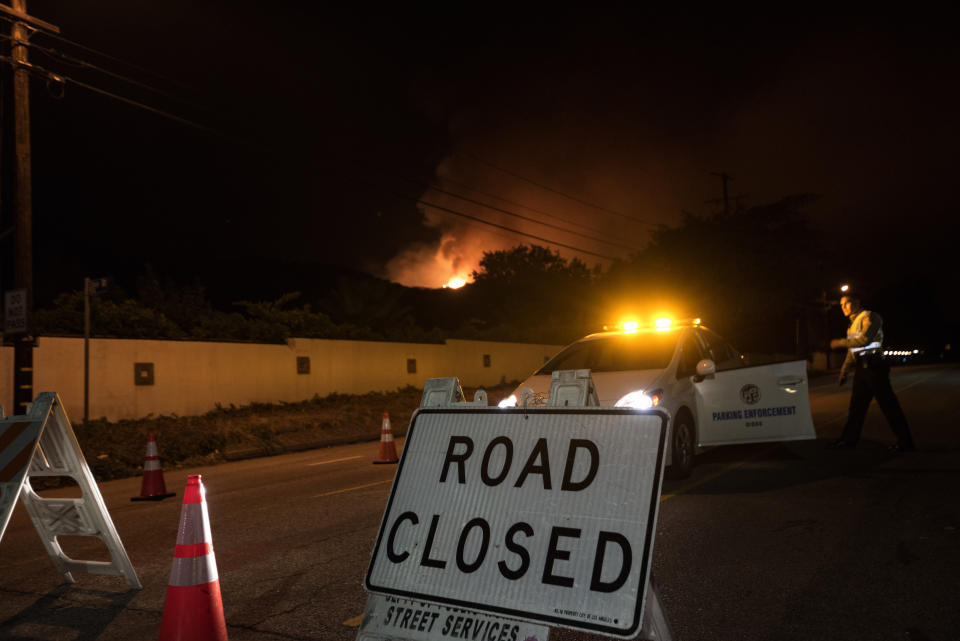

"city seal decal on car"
[740,384,760,405]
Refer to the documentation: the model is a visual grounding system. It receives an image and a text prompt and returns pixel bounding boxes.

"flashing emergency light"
[654,317,672,331]
[622,320,639,333]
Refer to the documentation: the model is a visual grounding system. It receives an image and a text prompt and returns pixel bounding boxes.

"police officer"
[828,291,915,451]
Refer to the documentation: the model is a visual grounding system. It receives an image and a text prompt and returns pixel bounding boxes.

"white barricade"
[0,392,141,589]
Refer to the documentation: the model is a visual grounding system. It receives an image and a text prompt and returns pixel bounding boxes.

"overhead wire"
[0,54,226,138]
[457,150,660,227]
[355,161,639,252]
[0,33,194,105]
[337,169,621,261]
[0,13,192,93]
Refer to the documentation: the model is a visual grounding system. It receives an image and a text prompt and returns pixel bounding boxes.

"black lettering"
[420,514,447,569]
[401,608,413,628]
[452,616,464,636]
[456,517,491,573]
[481,436,513,486]
[514,438,552,489]
[509,624,518,641]
[590,531,633,592]
[410,610,421,629]
[384,606,394,625]
[462,618,473,638]
[471,619,485,640]
[487,622,499,641]
[387,511,418,563]
[428,612,440,632]
[442,615,454,635]
[498,522,533,580]
[543,526,581,587]
[561,440,599,491]
[441,436,474,483]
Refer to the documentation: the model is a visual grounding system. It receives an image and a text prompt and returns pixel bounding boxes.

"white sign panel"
[357,593,549,641]
[365,408,668,638]
[4,289,27,334]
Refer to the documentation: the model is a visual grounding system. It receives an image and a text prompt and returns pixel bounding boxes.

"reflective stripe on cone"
[132,433,176,501]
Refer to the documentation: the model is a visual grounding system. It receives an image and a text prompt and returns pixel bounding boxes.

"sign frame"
[364,406,668,638]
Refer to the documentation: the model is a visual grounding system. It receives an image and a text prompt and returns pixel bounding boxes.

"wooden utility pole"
[11,0,34,415]
[4,1,58,414]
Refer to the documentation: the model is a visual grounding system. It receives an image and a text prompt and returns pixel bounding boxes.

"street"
[1,364,958,641]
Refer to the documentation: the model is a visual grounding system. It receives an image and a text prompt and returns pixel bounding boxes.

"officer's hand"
[830,338,844,349]
[838,373,847,387]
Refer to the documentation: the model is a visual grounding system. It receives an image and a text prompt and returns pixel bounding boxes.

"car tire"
[669,414,695,480]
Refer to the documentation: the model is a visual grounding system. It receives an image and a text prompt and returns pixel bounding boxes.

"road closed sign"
[365,408,668,638]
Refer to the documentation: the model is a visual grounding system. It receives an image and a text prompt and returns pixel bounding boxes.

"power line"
[345,172,621,261]
[457,150,660,227]
[433,172,634,244]
[0,33,192,105]
[356,162,639,252]
[0,54,224,137]
[0,13,191,93]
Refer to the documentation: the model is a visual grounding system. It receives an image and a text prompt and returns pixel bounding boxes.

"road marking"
[343,615,364,627]
[307,455,362,466]
[314,479,392,498]
[660,446,775,503]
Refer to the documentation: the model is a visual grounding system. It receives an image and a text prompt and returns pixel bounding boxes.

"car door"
[692,333,815,445]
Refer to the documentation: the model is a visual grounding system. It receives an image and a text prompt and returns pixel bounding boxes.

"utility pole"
[3,1,59,414]
[710,171,733,215]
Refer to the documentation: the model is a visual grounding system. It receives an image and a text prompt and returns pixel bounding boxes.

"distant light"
[654,317,672,331]
[913,349,919,354]
[693,318,702,325]
[445,277,467,289]
[840,284,849,292]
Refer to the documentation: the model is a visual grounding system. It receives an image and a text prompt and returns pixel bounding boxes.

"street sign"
[365,407,668,638]
[4,289,27,334]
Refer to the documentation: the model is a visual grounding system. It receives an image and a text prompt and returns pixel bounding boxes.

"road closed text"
[382,434,633,593]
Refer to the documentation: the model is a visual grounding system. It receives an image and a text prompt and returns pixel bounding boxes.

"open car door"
[693,360,816,446]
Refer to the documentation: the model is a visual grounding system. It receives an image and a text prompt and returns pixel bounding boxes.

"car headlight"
[498,394,518,408]
[615,389,662,409]
[615,391,653,409]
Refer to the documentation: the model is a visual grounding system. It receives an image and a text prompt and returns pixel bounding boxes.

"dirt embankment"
[76,383,517,482]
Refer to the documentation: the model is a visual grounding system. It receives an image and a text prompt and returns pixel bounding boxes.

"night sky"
[6,5,960,311]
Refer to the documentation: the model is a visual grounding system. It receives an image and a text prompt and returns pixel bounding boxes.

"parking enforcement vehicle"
[500,318,815,478]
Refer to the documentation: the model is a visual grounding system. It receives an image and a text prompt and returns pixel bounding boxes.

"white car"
[504,320,816,478]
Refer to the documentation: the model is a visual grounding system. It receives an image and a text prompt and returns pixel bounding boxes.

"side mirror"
[693,359,716,382]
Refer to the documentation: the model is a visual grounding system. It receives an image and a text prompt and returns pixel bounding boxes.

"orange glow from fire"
[445,277,467,289]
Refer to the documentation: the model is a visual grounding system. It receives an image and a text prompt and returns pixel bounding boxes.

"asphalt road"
[1,363,958,641]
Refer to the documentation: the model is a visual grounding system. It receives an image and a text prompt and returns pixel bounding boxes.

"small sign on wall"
[297,356,310,374]
[134,362,154,386]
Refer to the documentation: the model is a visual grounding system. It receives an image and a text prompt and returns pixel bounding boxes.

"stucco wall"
[1,336,561,421]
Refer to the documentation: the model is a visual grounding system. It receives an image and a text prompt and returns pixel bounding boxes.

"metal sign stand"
[0,392,141,589]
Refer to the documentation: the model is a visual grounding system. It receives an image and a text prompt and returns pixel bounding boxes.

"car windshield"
[536,332,680,374]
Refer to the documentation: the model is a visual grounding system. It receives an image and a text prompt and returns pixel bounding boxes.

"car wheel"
[670,415,695,479]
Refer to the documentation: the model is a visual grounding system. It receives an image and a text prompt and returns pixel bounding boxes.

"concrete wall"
[0,336,561,422]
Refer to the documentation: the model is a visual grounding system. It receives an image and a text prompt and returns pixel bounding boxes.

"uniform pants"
[840,358,914,448]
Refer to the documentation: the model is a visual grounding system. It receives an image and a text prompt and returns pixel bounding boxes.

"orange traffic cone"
[373,412,399,464]
[131,432,176,501]
[159,475,228,641]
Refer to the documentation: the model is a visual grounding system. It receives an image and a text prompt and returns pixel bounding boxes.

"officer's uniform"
[835,308,914,449]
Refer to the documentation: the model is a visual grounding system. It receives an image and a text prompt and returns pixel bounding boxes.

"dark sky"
[9,5,960,304]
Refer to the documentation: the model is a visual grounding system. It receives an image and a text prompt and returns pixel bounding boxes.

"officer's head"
[840,293,862,318]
